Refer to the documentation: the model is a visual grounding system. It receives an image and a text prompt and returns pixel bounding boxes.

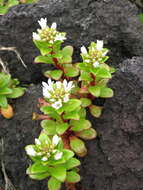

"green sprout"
[25,17,115,190]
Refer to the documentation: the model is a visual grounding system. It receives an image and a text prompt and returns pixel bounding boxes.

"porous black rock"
[0,0,143,82]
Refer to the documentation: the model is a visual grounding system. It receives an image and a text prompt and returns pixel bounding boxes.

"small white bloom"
[63,94,69,102]
[52,100,62,109]
[93,61,99,68]
[52,135,60,146]
[51,22,57,29]
[41,157,48,161]
[81,46,87,54]
[35,138,41,145]
[54,152,63,160]
[26,146,36,156]
[102,50,108,56]
[96,40,103,51]
[56,81,62,89]
[55,34,66,41]
[38,18,47,29]
[33,32,41,40]
[84,59,90,63]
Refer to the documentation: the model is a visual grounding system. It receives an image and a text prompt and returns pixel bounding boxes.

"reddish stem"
[65,182,77,190]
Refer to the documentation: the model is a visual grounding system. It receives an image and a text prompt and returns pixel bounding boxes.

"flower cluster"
[81,40,108,68]
[33,18,66,44]
[42,78,74,109]
[25,134,63,161]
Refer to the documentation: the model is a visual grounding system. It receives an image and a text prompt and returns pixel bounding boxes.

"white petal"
[93,61,99,68]
[63,94,69,102]
[55,34,66,41]
[56,81,62,89]
[52,100,62,109]
[54,152,63,160]
[102,50,108,56]
[51,22,57,29]
[35,138,41,145]
[52,135,60,146]
[33,32,41,40]
[96,40,103,51]
[41,157,48,161]
[26,146,36,156]
[84,59,90,63]
[63,79,68,89]
[38,18,47,29]
[67,81,74,91]
[81,46,87,54]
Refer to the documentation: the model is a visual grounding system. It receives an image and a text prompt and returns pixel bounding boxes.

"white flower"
[52,100,62,109]
[33,32,41,40]
[41,157,48,161]
[56,81,62,89]
[54,152,63,160]
[52,135,60,146]
[93,61,99,68]
[38,18,47,29]
[81,46,87,54]
[26,146,36,156]
[42,79,54,98]
[51,22,57,29]
[96,40,103,51]
[35,138,41,145]
[63,80,74,92]
[55,33,66,41]
[63,94,69,102]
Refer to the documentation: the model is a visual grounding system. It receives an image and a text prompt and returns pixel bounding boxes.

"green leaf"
[26,166,50,180]
[80,98,91,107]
[35,55,53,64]
[89,105,102,118]
[0,95,8,108]
[33,40,52,55]
[63,99,81,112]
[70,119,91,132]
[79,71,93,82]
[63,111,80,120]
[100,87,114,98]
[48,177,61,190]
[62,149,74,161]
[78,107,86,118]
[65,66,79,77]
[92,68,111,79]
[0,73,11,88]
[40,106,61,121]
[62,55,72,64]
[7,88,25,98]
[76,128,97,140]
[70,137,87,157]
[56,123,69,135]
[41,120,56,135]
[77,62,90,72]
[0,88,12,95]
[62,46,73,57]
[65,158,80,170]
[88,85,101,97]
[50,70,63,80]
[66,171,80,183]
[47,165,66,182]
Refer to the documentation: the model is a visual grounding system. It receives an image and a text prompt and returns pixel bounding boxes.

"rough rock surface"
[0,57,143,190]
[0,0,143,82]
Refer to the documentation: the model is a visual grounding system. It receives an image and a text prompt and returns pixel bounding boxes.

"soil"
[0,0,143,190]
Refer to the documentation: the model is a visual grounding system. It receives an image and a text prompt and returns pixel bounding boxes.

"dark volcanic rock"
[0,57,143,190]
[0,0,143,82]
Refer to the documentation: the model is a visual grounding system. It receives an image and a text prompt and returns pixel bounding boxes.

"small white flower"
[33,32,41,40]
[38,18,47,29]
[56,81,62,89]
[51,22,57,29]
[52,135,60,146]
[81,46,87,54]
[52,100,62,109]
[26,146,36,156]
[35,138,41,145]
[55,34,66,41]
[54,152,63,160]
[96,40,103,51]
[93,61,99,68]
[41,157,48,161]
[63,94,69,102]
